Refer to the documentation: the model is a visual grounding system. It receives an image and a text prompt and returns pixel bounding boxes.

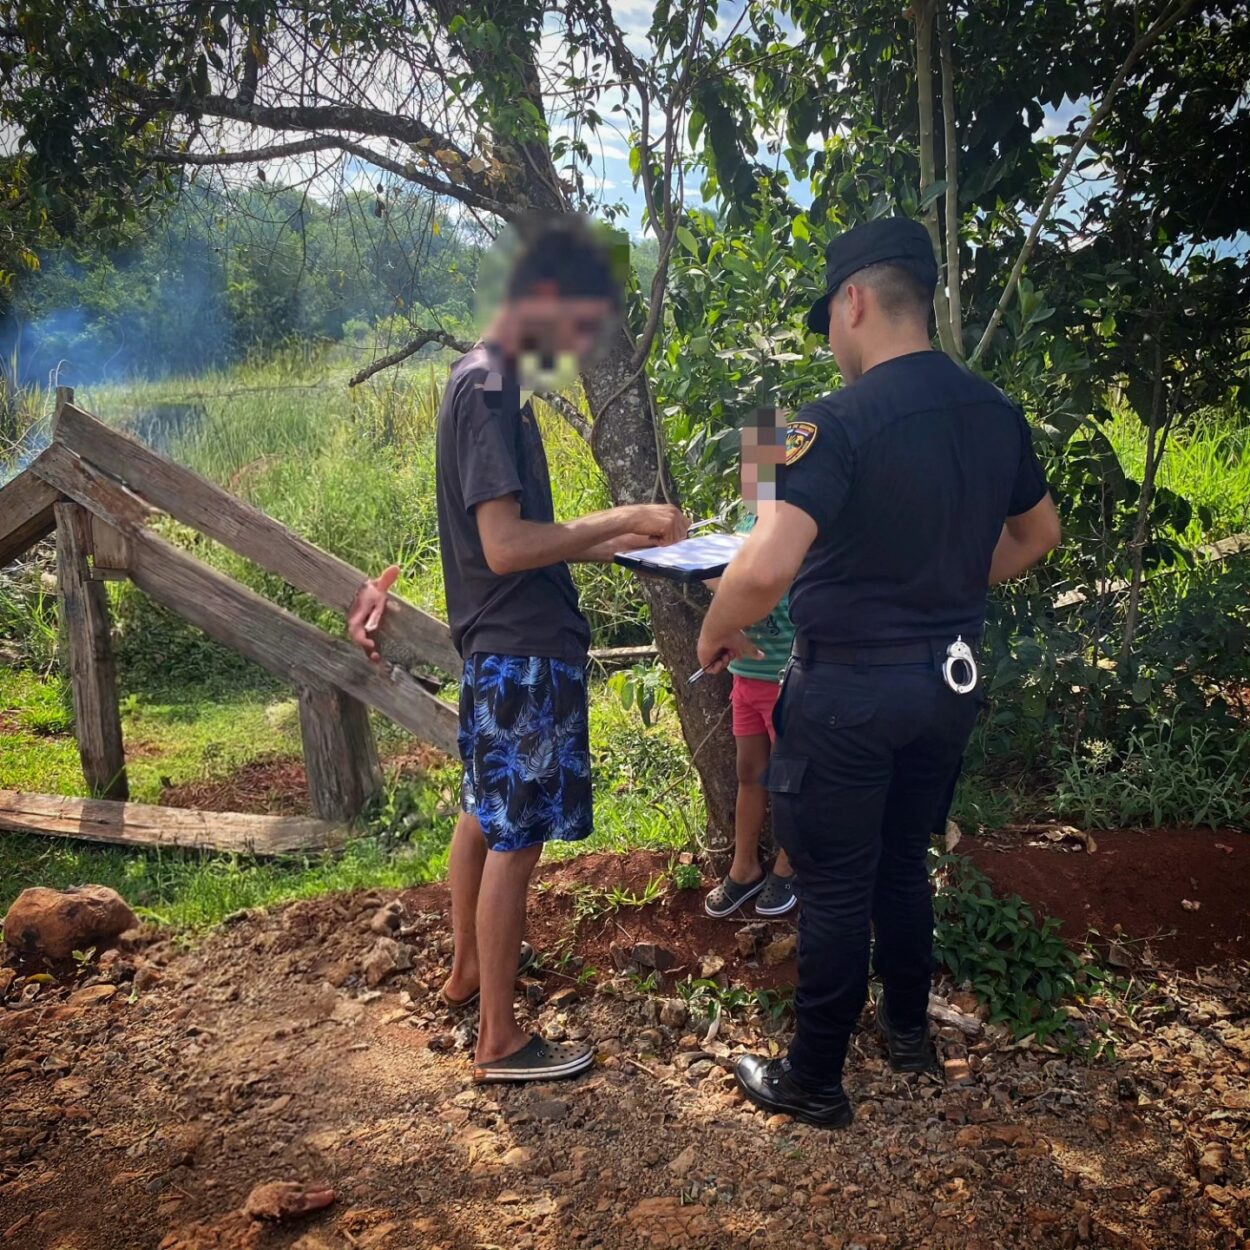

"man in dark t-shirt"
[697,217,1061,1127]
[351,218,688,1083]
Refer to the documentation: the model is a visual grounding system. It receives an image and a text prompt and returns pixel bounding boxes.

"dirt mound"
[2,853,1248,1250]
[966,826,1250,971]
[157,745,451,817]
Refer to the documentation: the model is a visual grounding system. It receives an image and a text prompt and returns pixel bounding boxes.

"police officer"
[697,216,1061,1128]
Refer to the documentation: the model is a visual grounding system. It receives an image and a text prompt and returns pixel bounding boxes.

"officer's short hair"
[844,260,935,323]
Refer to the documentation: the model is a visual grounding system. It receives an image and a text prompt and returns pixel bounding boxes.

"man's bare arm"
[476,497,688,575]
[989,495,1062,585]
[574,533,655,563]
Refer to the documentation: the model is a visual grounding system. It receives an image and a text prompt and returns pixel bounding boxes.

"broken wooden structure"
[0,388,460,854]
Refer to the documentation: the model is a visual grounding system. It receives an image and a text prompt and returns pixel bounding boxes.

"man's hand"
[348,565,400,663]
[696,627,763,676]
[620,503,690,547]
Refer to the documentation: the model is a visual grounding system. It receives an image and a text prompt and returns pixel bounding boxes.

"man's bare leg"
[441,812,489,1003]
[475,842,543,1065]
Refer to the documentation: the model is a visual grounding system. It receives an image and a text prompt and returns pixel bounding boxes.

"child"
[705,509,799,918]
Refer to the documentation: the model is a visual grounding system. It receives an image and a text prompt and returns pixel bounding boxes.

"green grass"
[1104,409,1250,543]
[70,353,645,647]
[0,667,306,803]
[0,660,698,928]
[0,830,454,933]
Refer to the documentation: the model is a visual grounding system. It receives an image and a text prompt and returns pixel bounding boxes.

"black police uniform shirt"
[782,349,1049,647]
[434,344,592,663]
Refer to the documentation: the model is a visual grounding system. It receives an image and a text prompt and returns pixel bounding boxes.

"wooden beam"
[54,402,461,675]
[32,442,460,755]
[55,503,128,800]
[0,790,347,855]
[298,686,384,821]
[88,515,130,579]
[0,463,59,568]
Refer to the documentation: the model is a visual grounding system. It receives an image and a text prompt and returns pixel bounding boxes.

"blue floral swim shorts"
[458,654,594,852]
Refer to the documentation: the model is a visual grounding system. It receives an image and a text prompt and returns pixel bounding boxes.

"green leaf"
[918,180,948,210]
[675,226,699,257]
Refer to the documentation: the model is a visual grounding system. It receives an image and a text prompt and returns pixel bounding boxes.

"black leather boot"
[876,1005,938,1073]
[734,1055,854,1128]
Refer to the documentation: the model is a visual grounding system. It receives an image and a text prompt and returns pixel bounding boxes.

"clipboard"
[614,533,745,583]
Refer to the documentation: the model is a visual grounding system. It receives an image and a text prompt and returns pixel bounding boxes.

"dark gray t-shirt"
[435,345,591,662]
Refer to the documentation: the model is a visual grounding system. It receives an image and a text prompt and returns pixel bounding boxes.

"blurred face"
[509,289,616,391]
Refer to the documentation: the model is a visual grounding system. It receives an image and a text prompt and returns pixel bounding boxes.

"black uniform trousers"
[765,649,980,1088]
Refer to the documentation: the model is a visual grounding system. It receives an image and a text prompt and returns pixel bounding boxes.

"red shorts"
[731,674,781,742]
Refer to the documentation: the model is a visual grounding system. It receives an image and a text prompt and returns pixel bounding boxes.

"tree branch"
[938,3,964,360]
[346,330,592,443]
[971,0,1199,362]
[535,390,592,442]
[348,330,472,387]
[153,137,348,167]
[153,134,507,216]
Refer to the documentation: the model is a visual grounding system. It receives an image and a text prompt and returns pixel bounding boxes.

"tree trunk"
[913,0,957,358]
[582,332,737,871]
[1121,339,1171,661]
[938,3,964,360]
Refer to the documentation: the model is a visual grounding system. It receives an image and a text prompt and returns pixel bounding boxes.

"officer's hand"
[697,628,763,674]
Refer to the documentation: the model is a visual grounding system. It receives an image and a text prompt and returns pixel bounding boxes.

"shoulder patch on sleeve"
[785,420,819,466]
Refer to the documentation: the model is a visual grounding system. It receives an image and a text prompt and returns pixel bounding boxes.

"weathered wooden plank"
[33,442,461,755]
[55,503,128,800]
[0,790,347,855]
[0,463,59,567]
[55,402,461,674]
[89,515,130,579]
[298,686,384,821]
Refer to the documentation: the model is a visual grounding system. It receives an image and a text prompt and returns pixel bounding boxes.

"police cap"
[805,217,939,336]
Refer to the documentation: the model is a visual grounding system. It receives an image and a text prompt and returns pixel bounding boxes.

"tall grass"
[1103,409,1250,542]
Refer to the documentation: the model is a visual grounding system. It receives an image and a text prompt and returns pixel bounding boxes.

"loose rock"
[244,1181,336,1222]
[3,886,138,965]
[762,934,797,966]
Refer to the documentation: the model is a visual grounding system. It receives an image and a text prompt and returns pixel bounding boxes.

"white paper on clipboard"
[614,532,745,581]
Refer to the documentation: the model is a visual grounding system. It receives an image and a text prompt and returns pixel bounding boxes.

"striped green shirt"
[727,511,795,683]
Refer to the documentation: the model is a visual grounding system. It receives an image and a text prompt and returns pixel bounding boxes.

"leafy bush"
[1054,724,1250,830]
[975,556,1250,792]
[933,854,1084,1045]
[607,662,675,728]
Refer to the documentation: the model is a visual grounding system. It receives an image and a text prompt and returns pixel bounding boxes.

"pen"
[687,650,728,684]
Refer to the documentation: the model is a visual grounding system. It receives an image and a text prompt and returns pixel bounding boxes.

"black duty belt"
[792,636,978,667]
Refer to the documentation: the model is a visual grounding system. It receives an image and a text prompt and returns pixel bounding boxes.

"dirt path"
[2,854,1249,1250]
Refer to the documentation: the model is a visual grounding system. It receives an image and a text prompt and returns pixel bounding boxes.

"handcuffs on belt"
[942,635,978,695]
